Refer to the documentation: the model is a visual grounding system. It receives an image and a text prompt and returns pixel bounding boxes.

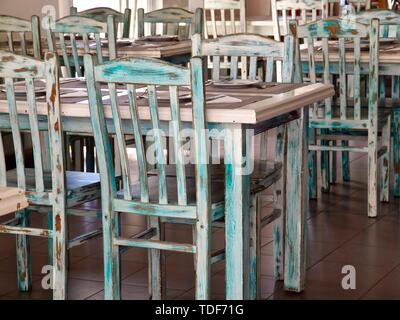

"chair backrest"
[0,15,41,59]
[292,18,378,122]
[271,0,329,41]
[45,15,117,78]
[355,9,400,37]
[137,7,203,40]
[0,50,65,207]
[192,33,295,82]
[203,0,246,39]
[70,6,132,38]
[84,54,209,211]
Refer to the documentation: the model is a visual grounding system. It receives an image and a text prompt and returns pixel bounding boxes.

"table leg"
[224,123,251,300]
[284,107,309,292]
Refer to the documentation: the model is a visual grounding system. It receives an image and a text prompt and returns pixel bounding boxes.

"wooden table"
[0,38,192,64]
[0,80,334,299]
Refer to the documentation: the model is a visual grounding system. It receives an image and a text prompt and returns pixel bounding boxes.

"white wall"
[0,0,71,19]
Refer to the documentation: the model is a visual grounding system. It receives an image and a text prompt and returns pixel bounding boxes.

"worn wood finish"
[0,15,41,59]
[0,51,67,299]
[138,7,203,40]
[354,9,400,197]
[329,0,371,14]
[70,6,132,38]
[45,15,117,77]
[293,18,390,217]
[84,55,215,299]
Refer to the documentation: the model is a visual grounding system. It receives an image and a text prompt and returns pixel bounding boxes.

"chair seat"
[6,169,101,207]
[0,186,29,217]
[148,160,282,195]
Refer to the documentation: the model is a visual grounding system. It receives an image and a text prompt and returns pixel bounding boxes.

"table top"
[300,39,400,64]
[0,38,192,59]
[0,79,334,125]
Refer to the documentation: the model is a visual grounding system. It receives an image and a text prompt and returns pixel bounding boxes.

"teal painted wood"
[0,51,67,299]
[70,6,132,38]
[292,18,389,217]
[83,54,212,299]
[45,15,117,77]
[83,53,121,300]
[284,106,309,292]
[16,208,31,291]
[193,31,295,298]
[137,7,203,40]
[274,125,287,281]
[0,15,41,59]
[354,9,400,198]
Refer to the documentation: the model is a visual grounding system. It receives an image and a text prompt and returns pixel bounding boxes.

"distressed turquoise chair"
[0,50,95,299]
[70,6,132,39]
[137,7,203,40]
[191,32,295,298]
[0,15,41,59]
[355,9,400,198]
[292,18,391,218]
[84,54,225,299]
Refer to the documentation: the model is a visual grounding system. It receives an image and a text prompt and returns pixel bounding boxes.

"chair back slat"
[4,78,25,189]
[126,84,149,202]
[84,54,207,211]
[169,85,187,206]
[46,15,116,78]
[25,78,44,192]
[0,15,41,58]
[0,51,64,198]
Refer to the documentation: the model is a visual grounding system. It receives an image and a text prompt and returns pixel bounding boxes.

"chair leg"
[380,115,391,203]
[52,209,68,300]
[103,204,121,300]
[320,130,330,193]
[368,124,379,218]
[393,109,400,197]
[308,128,317,199]
[85,137,95,172]
[47,211,53,266]
[274,124,287,281]
[149,217,164,300]
[249,194,261,300]
[341,141,350,182]
[16,209,31,292]
[329,142,337,184]
[195,211,211,300]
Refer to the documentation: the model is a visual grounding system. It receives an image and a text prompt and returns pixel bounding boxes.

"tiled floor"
[2,143,400,299]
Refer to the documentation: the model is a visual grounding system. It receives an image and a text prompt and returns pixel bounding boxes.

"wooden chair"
[193,32,295,298]
[355,9,400,197]
[203,0,247,79]
[137,7,203,40]
[271,0,329,41]
[45,15,117,78]
[84,54,225,299]
[70,6,132,39]
[0,15,41,59]
[292,18,391,218]
[328,0,371,15]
